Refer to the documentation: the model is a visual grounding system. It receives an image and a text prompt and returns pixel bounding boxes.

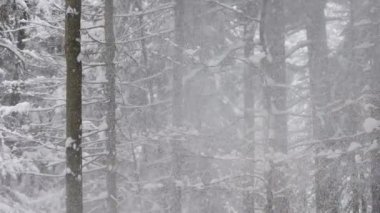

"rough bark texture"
[305,0,339,212]
[104,0,117,212]
[65,0,83,212]
[264,0,288,212]
[369,1,380,212]
[242,1,258,212]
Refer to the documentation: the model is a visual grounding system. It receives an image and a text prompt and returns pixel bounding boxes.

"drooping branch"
[0,39,25,67]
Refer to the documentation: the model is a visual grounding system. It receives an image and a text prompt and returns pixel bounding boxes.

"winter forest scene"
[1,0,380,212]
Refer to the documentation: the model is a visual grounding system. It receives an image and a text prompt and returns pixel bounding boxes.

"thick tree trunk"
[65,0,83,212]
[264,0,288,212]
[242,1,257,212]
[305,0,339,212]
[369,1,380,212]
[104,0,117,212]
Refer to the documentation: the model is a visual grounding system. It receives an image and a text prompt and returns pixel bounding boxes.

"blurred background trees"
[0,0,379,212]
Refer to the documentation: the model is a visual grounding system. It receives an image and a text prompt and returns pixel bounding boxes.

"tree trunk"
[172,0,184,127]
[135,0,156,130]
[348,2,360,212]
[242,1,258,212]
[369,1,380,212]
[10,1,27,106]
[170,0,185,212]
[65,0,83,212]
[264,0,288,212]
[104,0,117,212]
[361,181,367,213]
[305,0,339,212]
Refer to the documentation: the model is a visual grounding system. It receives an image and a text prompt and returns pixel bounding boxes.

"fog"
[0,0,379,212]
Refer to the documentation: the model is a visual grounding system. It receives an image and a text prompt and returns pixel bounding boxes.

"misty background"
[0,0,379,212]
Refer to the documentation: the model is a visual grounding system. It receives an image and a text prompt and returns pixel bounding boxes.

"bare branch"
[115,3,175,18]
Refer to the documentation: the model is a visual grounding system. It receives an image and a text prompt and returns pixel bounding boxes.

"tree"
[0,0,29,186]
[305,0,339,212]
[65,0,83,212]
[263,0,289,212]
[171,0,185,212]
[338,0,364,212]
[242,0,258,212]
[172,0,184,127]
[368,0,380,212]
[104,0,117,212]
[3,0,380,212]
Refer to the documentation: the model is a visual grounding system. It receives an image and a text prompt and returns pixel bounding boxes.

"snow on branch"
[0,102,31,117]
[119,72,164,85]
[290,130,380,149]
[206,41,245,67]
[20,20,64,31]
[119,29,174,44]
[285,40,311,58]
[114,2,175,18]
[207,0,260,22]
[118,99,170,109]
[0,39,26,66]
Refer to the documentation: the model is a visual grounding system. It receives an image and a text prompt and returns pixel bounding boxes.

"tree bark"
[104,0,117,212]
[305,0,339,212]
[264,0,288,212]
[65,0,83,212]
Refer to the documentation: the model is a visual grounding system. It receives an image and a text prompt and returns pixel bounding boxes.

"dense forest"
[0,0,379,212]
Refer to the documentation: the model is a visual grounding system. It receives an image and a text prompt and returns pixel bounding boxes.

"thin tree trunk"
[242,1,257,212]
[346,1,361,212]
[10,1,26,106]
[369,1,380,212]
[361,175,367,213]
[172,0,184,127]
[104,0,117,212]
[170,0,185,212]
[65,0,83,212]
[136,0,154,105]
[135,0,156,130]
[351,156,360,213]
[265,162,274,213]
[131,140,143,212]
